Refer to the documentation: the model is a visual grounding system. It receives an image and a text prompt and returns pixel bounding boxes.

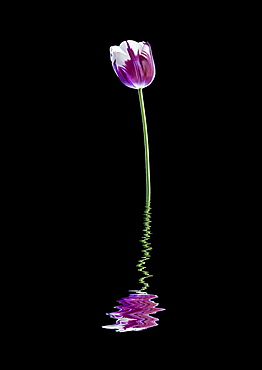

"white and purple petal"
[119,40,143,55]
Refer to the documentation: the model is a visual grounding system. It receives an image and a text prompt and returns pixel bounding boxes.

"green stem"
[138,88,151,201]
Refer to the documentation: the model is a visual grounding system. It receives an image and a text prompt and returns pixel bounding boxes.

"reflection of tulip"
[102,292,165,332]
[110,40,155,89]
[137,198,152,292]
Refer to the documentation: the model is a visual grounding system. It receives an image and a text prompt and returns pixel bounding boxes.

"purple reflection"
[102,292,165,332]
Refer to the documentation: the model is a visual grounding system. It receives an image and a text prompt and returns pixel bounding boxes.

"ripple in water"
[102,291,165,332]
[102,198,165,332]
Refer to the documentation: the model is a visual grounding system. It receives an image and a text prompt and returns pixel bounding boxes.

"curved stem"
[138,88,151,201]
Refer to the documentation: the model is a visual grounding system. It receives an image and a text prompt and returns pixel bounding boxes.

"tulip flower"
[110,40,155,200]
[110,40,155,89]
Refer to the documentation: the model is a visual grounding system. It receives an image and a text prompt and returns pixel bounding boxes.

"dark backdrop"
[14,5,237,362]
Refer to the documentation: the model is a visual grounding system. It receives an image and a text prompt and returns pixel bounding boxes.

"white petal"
[110,45,128,63]
[115,50,130,67]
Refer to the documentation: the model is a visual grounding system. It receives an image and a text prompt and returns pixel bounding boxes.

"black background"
[9,4,243,363]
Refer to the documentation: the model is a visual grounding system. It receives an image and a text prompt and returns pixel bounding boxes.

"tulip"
[110,40,155,89]
[110,40,155,200]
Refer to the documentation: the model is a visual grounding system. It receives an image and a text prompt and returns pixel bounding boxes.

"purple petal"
[113,60,137,88]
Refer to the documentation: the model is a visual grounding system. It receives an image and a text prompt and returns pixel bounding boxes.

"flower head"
[110,40,155,89]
